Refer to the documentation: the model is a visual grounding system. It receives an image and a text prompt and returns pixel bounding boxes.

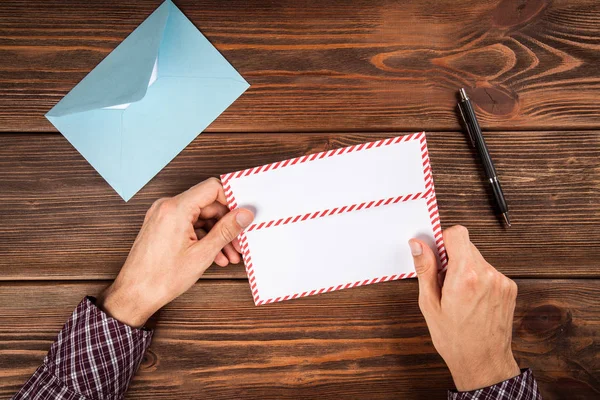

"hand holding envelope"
[221,132,448,305]
[46,0,249,201]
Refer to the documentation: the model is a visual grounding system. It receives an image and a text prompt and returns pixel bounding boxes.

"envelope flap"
[47,1,172,117]
[117,76,249,201]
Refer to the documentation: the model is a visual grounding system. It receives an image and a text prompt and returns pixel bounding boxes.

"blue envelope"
[46,0,249,201]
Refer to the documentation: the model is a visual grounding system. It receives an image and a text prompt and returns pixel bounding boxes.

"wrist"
[449,354,521,392]
[96,282,155,328]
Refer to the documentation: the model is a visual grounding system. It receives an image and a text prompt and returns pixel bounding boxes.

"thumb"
[199,208,254,259]
[409,239,441,311]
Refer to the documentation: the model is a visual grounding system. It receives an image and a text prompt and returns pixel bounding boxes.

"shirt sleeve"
[12,296,153,400]
[448,369,542,400]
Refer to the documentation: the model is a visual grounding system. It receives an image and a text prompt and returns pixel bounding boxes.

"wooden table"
[1,0,599,398]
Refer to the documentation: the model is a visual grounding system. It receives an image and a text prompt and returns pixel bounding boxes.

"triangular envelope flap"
[46,1,171,118]
[118,77,249,201]
[47,111,125,198]
[158,2,248,83]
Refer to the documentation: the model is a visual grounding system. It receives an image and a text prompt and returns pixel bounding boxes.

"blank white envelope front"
[221,132,447,305]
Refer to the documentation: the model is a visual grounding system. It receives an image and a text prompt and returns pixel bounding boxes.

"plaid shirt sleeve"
[448,369,542,400]
[12,297,153,400]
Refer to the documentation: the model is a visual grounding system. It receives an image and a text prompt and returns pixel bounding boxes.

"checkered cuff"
[448,369,542,400]
[13,297,153,400]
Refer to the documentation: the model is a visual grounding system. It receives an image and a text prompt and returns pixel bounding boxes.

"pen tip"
[502,213,511,227]
[459,88,468,101]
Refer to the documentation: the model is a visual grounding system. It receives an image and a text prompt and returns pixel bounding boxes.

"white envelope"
[221,132,447,305]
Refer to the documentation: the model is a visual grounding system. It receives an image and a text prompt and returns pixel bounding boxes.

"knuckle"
[219,223,237,243]
[463,269,479,289]
[448,225,469,238]
[156,198,176,216]
[147,197,167,216]
[150,197,164,209]
[205,177,221,187]
[442,225,470,251]
[506,278,518,296]
[485,269,497,284]
[496,273,518,296]
[414,260,432,276]
[151,197,167,207]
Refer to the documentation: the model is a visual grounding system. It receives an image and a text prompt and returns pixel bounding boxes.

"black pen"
[457,88,511,227]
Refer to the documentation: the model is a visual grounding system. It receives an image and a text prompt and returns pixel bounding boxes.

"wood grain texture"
[0,280,598,399]
[0,131,598,280]
[1,0,600,132]
[1,1,598,398]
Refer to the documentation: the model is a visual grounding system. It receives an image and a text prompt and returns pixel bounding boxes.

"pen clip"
[458,104,476,148]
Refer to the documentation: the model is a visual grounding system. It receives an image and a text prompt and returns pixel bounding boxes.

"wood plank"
[0,280,598,399]
[0,132,598,280]
[1,0,600,132]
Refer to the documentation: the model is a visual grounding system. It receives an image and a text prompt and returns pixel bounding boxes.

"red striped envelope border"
[221,132,447,306]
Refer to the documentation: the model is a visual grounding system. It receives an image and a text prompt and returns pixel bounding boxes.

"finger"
[177,178,228,216]
[442,225,472,262]
[232,237,242,253]
[195,228,228,265]
[214,252,229,267]
[203,219,216,231]
[222,242,241,264]
[194,218,216,230]
[199,202,229,220]
[194,227,208,240]
[193,219,207,229]
[409,239,441,312]
[195,208,254,261]
[469,242,494,272]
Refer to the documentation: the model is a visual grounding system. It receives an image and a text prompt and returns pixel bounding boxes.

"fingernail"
[409,240,422,256]
[236,210,254,228]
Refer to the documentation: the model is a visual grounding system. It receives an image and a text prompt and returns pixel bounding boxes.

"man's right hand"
[97,178,254,328]
[409,225,521,392]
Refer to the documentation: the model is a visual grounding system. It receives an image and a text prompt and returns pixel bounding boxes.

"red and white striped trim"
[221,132,447,305]
[237,233,260,304]
[223,181,238,211]
[419,133,448,271]
[428,194,448,271]
[221,132,425,187]
[245,191,430,232]
[235,234,418,306]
